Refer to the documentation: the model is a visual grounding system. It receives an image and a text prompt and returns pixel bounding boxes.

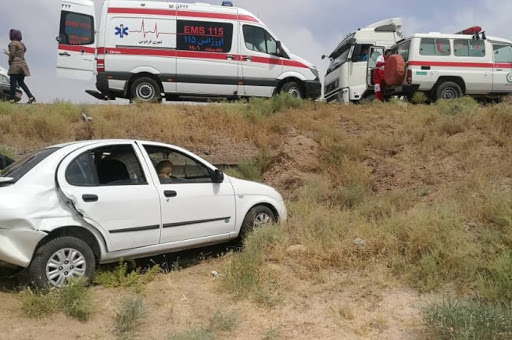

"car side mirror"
[212,169,224,183]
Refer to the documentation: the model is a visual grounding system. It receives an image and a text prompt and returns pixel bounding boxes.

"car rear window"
[1,147,60,183]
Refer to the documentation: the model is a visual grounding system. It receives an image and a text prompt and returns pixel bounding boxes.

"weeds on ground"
[422,299,512,340]
[208,310,239,332]
[19,277,92,321]
[436,96,478,115]
[235,148,273,181]
[113,295,146,336]
[222,225,285,307]
[243,93,304,120]
[411,91,428,104]
[168,327,216,340]
[93,261,161,291]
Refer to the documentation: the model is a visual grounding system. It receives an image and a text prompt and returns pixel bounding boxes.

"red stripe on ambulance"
[409,61,512,69]
[58,44,95,54]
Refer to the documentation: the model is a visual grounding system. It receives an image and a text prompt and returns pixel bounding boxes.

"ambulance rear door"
[57,0,96,80]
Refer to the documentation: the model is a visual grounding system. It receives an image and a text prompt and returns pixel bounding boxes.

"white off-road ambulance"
[386,27,512,101]
[57,0,321,102]
[322,18,404,103]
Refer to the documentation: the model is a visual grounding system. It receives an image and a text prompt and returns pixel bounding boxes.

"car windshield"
[1,147,60,183]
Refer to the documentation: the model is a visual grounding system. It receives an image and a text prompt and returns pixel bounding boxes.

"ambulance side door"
[492,44,512,93]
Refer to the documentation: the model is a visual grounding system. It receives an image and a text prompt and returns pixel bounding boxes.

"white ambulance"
[57,0,321,102]
[387,27,512,100]
[322,18,404,103]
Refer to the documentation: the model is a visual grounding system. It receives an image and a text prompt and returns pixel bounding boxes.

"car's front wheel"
[239,205,276,241]
[280,81,303,99]
[28,236,95,288]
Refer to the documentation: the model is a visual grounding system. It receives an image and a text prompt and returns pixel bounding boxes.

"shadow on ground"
[0,241,240,292]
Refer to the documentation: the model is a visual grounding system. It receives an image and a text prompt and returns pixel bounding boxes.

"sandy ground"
[0,255,430,340]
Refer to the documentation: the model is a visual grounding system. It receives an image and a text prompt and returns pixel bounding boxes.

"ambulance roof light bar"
[455,26,482,35]
[222,1,234,6]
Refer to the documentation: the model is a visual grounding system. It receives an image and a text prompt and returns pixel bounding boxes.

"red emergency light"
[456,26,482,35]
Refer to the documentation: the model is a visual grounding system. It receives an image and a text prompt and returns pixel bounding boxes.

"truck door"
[367,46,384,87]
[492,44,512,93]
[57,0,96,80]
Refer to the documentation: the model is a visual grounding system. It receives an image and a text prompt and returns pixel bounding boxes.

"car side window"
[143,145,212,184]
[66,145,147,186]
[494,45,512,63]
[243,25,277,55]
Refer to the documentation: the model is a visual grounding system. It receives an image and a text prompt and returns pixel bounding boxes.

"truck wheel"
[28,236,95,288]
[280,82,303,99]
[131,77,161,103]
[238,205,276,241]
[435,81,463,101]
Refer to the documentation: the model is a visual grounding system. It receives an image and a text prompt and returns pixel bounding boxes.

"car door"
[141,144,236,244]
[239,24,283,97]
[492,44,512,93]
[57,0,96,80]
[57,142,161,252]
[175,14,240,96]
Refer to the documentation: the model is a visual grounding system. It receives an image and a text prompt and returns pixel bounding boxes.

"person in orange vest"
[373,49,392,101]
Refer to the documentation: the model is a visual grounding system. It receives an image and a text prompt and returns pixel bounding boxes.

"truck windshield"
[326,44,351,75]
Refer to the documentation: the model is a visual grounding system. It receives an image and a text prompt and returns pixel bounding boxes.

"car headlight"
[310,67,319,80]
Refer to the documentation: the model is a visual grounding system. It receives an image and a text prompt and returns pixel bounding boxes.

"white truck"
[323,18,404,103]
[56,0,321,102]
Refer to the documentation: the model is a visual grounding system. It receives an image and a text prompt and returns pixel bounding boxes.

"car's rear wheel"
[280,81,303,99]
[239,205,276,241]
[435,81,463,101]
[131,77,161,103]
[28,236,95,288]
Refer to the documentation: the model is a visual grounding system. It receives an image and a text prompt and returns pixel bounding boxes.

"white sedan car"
[0,140,286,287]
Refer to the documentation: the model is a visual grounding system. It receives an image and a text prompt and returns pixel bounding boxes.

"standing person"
[373,49,392,101]
[3,29,35,104]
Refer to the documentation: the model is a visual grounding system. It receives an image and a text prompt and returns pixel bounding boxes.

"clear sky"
[0,0,510,103]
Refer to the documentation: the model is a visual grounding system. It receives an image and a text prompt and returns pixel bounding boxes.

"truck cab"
[323,18,403,103]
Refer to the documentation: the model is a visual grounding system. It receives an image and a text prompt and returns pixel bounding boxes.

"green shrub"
[19,277,92,321]
[244,93,303,120]
[436,96,478,115]
[411,91,428,104]
[114,295,146,336]
[93,261,161,291]
[168,327,216,340]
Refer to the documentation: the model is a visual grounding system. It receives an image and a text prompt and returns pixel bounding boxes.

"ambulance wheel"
[280,82,303,99]
[131,77,161,103]
[435,81,462,101]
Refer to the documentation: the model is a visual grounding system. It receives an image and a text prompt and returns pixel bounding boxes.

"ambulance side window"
[243,25,277,55]
[396,41,411,62]
[494,45,512,63]
[420,38,450,56]
[59,11,94,45]
[454,40,485,57]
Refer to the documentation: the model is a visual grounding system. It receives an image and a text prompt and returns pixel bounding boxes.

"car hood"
[226,176,284,201]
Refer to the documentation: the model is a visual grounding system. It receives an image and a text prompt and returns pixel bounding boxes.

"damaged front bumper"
[0,227,47,268]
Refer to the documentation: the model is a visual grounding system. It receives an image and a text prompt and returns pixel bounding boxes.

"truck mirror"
[321,55,326,60]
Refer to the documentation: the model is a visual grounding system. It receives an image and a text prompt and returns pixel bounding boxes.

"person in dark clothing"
[3,29,35,104]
